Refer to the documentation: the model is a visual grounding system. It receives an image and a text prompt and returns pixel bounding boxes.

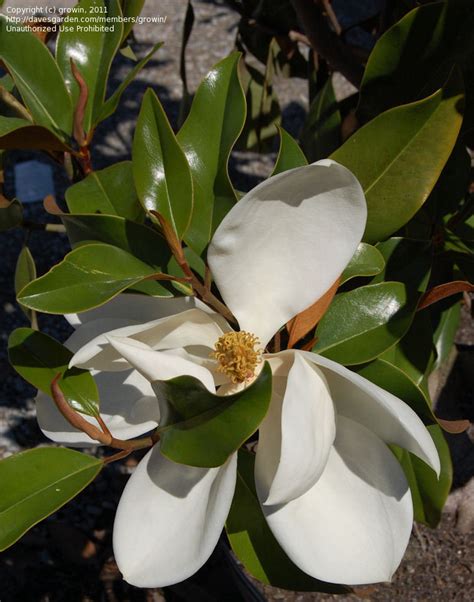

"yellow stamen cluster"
[212,331,262,384]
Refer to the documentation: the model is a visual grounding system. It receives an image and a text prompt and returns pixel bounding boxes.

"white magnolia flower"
[36,160,440,588]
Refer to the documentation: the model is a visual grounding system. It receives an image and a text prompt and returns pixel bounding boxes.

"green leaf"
[154,363,272,468]
[0,17,73,137]
[0,197,22,231]
[56,0,123,134]
[14,246,37,325]
[392,425,452,528]
[237,40,281,153]
[270,126,307,176]
[332,84,464,244]
[133,89,193,238]
[0,447,102,551]
[431,298,461,370]
[18,243,171,314]
[340,242,385,285]
[62,213,170,268]
[0,120,72,151]
[120,0,145,41]
[380,312,435,387]
[300,78,341,162]
[226,450,348,594]
[65,161,143,221]
[8,327,100,417]
[177,52,246,254]
[352,358,434,423]
[372,238,432,293]
[98,42,163,124]
[313,282,418,365]
[358,0,474,125]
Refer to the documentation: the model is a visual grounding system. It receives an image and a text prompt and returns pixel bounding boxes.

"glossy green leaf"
[237,40,280,153]
[56,0,123,133]
[340,242,385,285]
[270,126,307,176]
[0,448,102,551]
[62,213,171,298]
[392,425,452,528]
[133,89,193,238]
[98,42,163,124]
[431,299,461,370]
[154,363,272,467]
[332,85,464,244]
[120,0,145,41]
[14,246,37,325]
[62,213,170,268]
[352,358,434,423]
[177,52,246,253]
[300,78,341,162]
[18,243,170,314]
[313,282,418,365]
[0,17,73,137]
[0,197,22,231]
[226,450,348,593]
[373,238,432,293]
[8,327,100,417]
[65,161,143,221]
[358,0,474,125]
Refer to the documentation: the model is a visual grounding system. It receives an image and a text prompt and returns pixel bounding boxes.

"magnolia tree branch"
[290,0,364,88]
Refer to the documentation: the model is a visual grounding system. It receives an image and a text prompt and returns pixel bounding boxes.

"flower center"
[212,331,262,384]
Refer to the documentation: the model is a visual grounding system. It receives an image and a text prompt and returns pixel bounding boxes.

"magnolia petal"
[65,294,200,328]
[303,351,440,475]
[260,416,412,585]
[255,352,335,505]
[113,446,237,587]
[36,368,159,447]
[208,160,366,347]
[70,309,230,372]
[106,336,216,391]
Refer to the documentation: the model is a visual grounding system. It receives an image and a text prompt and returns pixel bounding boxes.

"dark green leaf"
[133,89,193,238]
[14,246,37,325]
[56,0,123,134]
[300,78,341,162]
[18,243,171,314]
[154,363,272,467]
[270,126,307,176]
[358,0,474,126]
[0,121,72,151]
[0,17,73,138]
[0,448,102,551]
[62,213,170,267]
[226,450,348,593]
[380,312,435,387]
[372,238,432,293]
[98,42,163,124]
[237,40,280,153]
[332,83,464,244]
[65,161,143,221]
[177,52,246,253]
[340,243,384,285]
[0,197,22,231]
[392,425,452,527]
[431,298,461,370]
[177,0,195,127]
[313,282,418,365]
[0,116,31,137]
[8,327,100,417]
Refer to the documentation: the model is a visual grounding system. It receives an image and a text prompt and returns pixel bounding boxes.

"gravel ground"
[0,1,473,601]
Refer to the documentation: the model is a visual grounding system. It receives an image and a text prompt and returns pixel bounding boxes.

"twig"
[290,0,363,88]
